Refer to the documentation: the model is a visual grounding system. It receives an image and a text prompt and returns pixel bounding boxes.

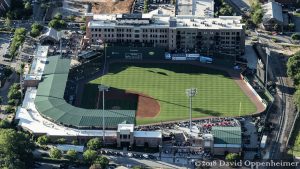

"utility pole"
[98,85,109,144]
[186,88,197,132]
[265,47,270,89]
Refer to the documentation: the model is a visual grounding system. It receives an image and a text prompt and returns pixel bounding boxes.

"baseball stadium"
[28,46,264,129]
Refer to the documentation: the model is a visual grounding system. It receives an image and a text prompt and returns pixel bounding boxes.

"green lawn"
[86,62,257,125]
[288,117,300,157]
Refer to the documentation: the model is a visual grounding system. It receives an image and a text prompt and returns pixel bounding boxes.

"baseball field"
[80,62,257,125]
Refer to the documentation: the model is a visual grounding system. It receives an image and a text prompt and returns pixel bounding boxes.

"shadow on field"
[80,83,138,110]
[193,108,222,116]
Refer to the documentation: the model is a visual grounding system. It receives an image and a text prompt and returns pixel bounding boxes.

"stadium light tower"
[186,88,197,132]
[98,85,109,144]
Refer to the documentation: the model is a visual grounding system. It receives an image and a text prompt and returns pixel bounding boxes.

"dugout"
[106,46,165,60]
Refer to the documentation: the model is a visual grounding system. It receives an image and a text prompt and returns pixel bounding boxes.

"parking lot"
[101,149,185,168]
[0,33,13,65]
[133,0,170,13]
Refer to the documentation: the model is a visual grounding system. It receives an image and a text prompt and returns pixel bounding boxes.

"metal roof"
[262,2,283,23]
[40,28,61,42]
[211,126,241,145]
[34,55,136,128]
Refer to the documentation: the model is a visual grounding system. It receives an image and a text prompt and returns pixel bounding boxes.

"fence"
[106,46,165,60]
[240,74,268,109]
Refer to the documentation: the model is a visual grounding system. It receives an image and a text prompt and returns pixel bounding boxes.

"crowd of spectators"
[135,117,240,134]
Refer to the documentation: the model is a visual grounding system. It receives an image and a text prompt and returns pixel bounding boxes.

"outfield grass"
[86,63,257,125]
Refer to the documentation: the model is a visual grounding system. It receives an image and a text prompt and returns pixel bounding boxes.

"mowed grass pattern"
[90,63,257,125]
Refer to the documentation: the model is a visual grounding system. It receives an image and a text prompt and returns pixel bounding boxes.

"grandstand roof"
[211,126,241,145]
[34,55,136,128]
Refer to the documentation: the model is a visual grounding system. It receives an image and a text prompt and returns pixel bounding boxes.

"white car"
[127,153,133,157]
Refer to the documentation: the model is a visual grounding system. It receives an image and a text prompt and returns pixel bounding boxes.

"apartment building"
[0,0,10,16]
[85,13,245,58]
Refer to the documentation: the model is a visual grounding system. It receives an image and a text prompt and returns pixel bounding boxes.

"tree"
[48,19,66,29]
[287,51,300,81]
[4,17,12,28]
[225,153,240,167]
[49,148,62,159]
[219,4,233,16]
[37,135,50,145]
[54,13,62,20]
[7,84,21,100]
[24,1,31,10]
[66,150,77,162]
[291,33,300,41]
[30,23,43,37]
[0,119,10,128]
[87,138,102,150]
[83,149,97,164]
[56,138,67,144]
[294,88,300,110]
[93,156,109,169]
[288,23,295,31]
[9,28,26,57]
[71,140,79,145]
[48,19,60,29]
[250,0,263,25]
[31,22,43,31]
[252,9,263,25]
[0,129,34,168]
[80,25,86,31]
[143,0,149,13]
[59,20,66,27]
[30,28,40,37]
[4,105,15,114]
[67,15,76,21]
